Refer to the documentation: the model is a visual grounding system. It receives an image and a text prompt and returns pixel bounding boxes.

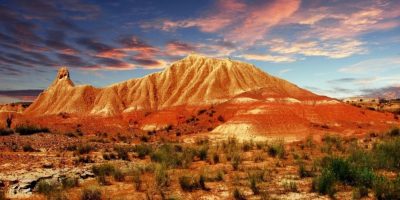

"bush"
[61,177,79,189]
[155,164,169,187]
[114,146,130,161]
[249,176,259,195]
[233,188,246,200]
[179,176,196,191]
[178,175,206,191]
[15,124,49,135]
[36,180,59,196]
[231,153,241,171]
[81,187,101,200]
[151,144,195,168]
[92,163,115,176]
[132,168,142,191]
[372,137,400,170]
[212,153,220,164]
[113,168,125,182]
[320,156,375,188]
[267,140,285,159]
[197,146,208,161]
[312,169,336,196]
[388,127,400,137]
[242,141,253,152]
[0,128,13,136]
[134,143,153,159]
[353,186,368,199]
[23,144,35,152]
[372,175,400,200]
[283,181,298,192]
[0,190,5,200]
[77,144,93,155]
[298,164,313,178]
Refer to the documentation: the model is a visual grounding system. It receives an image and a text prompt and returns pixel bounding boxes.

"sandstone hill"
[22,54,398,139]
[25,54,320,116]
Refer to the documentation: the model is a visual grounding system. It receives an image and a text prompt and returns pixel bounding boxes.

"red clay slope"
[22,54,398,139]
[25,54,316,116]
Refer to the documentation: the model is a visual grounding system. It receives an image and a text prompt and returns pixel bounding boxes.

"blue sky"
[0,0,399,103]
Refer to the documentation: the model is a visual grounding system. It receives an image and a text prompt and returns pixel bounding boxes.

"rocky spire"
[51,67,74,87]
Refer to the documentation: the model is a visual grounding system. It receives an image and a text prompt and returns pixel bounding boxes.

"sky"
[0,0,399,103]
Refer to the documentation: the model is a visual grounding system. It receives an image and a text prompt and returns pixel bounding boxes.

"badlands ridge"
[21,54,398,139]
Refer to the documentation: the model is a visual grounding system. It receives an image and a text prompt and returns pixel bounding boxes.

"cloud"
[91,57,136,70]
[239,54,296,63]
[267,38,366,59]
[143,0,246,33]
[339,57,400,74]
[144,0,300,44]
[118,36,160,56]
[327,78,358,84]
[165,41,196,57]
[56,53,88,67]
[0,89,43,103]
[227,0,300,43]
[76,37,114,53]
[279,69,292,75]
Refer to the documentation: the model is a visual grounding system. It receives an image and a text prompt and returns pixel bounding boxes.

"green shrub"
[353,186,368,199]
[92,163,115,176]
[267,140,285,159]
[132,168,142,190]
[178,175,206,191]
[205,170,224,182]
[0,128,13,136]
[114,146,130,161]
[61,177,79,189]
[96,175,108,186]
[77,144,93,155]
[199,174,206,190]
[212,153,220,164]
[151,144,178,167]
[0,190,5,200]
[113,168,125,182]
[81,187,101,200]
[233,188,246,200]
[242,141,253,152]
[134,143,153,159]
[322,134,343,151]
[155,164,169,187]
[249,176,259,194]
[388,127,400,137]
[312,169,336,196]
[36,180,59,196]
[179,176,195,191]
[298,164,313,178]
[151,144,195,168]
[23,144,35,152]
[197,146,208,161]
[215,171,224,181]
[283,181,298,192]
[231,153,241,171]
[16,124,49,135]
[372,137,400,170]
[372,175,400,200]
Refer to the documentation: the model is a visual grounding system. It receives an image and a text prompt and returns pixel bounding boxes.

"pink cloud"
[144,0,300,44]
[227,0,301,43]
[96,49,127,59]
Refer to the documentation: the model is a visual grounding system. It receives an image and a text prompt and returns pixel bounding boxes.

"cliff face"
[25,54,318,116]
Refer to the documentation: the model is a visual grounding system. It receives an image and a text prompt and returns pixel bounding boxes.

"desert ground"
[1,56,400,200]
[1,107,400,200]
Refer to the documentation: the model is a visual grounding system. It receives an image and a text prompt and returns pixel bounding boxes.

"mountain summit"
[25,55,318,116]
[22,55,397,137]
